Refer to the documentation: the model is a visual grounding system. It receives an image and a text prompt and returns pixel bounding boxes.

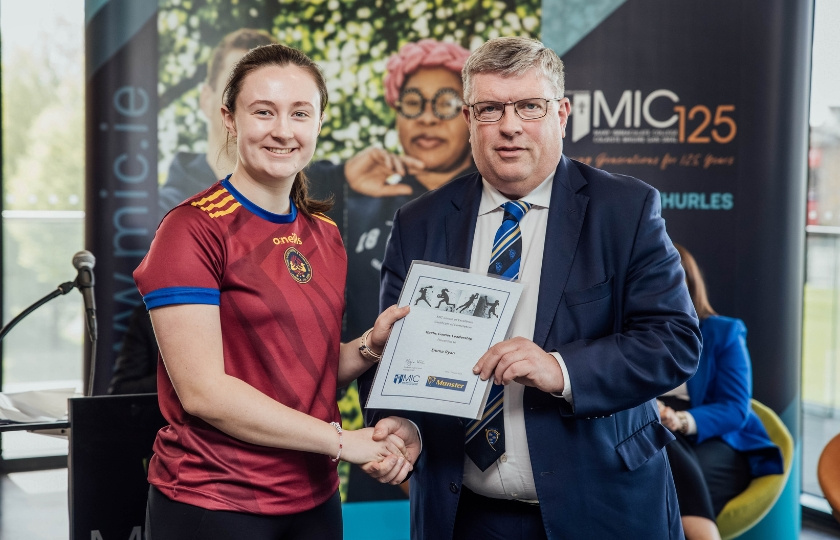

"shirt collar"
[478,172,555,216]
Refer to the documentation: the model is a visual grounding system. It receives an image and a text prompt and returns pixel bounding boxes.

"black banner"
[85,2,159,394]
[544,1,813,536]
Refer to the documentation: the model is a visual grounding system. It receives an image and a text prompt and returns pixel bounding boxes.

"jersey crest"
[284,247,312,283]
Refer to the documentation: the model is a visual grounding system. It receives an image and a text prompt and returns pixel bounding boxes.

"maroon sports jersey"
[134,177,347,515]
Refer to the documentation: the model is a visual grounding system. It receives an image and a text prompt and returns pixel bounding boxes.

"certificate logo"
[425,376,467,392]
[393,373,420,386]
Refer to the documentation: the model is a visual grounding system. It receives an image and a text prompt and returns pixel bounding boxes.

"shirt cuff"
[548,352,573,404]
[406,418,423,455]
[683,411,698,436]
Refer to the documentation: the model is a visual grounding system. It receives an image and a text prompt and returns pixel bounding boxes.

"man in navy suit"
[361,36,701,539]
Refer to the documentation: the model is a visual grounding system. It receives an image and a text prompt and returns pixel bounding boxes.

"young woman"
[658,243,784,540]
[135,43,410,539]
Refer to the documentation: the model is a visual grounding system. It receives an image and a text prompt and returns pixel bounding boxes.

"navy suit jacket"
[361,156,701,539]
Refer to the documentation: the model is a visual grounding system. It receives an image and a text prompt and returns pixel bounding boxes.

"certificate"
[366,261,522,420]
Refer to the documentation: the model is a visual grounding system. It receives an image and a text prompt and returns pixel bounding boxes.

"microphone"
[72,250,97,342]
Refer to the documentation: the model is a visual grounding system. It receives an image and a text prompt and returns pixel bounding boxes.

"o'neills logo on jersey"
[284,247,312,283]
[274,233,302,245]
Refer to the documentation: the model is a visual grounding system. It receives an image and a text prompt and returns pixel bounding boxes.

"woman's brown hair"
[674,242,717,320]
[222,43,332,217]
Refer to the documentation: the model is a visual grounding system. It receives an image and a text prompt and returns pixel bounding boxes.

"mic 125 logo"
[567,89,737,145]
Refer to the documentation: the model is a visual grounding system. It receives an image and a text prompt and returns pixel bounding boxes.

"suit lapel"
[444,174,483,268]
[533,157,589,348]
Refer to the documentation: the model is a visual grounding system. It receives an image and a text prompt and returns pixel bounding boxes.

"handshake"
[340,416,420,485]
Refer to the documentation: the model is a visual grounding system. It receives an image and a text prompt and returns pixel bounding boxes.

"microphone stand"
[0,281,76,342]
[85,331,98,398]
[0,280,97,396]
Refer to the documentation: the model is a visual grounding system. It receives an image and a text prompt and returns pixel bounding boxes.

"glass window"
[1,0,85,460]
[801,0,840,510]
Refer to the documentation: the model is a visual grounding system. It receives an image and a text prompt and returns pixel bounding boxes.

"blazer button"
[449,482,459,494]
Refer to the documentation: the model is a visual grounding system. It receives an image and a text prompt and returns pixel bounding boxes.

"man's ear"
[558,97,572,139]
[462,106,472,126]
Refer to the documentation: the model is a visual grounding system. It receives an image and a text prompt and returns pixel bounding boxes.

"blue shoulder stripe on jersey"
[221,175,297,224]
[143,287,220,309]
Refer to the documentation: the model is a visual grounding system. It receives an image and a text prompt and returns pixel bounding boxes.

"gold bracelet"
[359,328,383,363]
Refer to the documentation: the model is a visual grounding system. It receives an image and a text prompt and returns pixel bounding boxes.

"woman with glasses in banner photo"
[307,39,476,344]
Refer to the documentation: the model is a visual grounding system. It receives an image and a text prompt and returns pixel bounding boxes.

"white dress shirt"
[462,174,572,501]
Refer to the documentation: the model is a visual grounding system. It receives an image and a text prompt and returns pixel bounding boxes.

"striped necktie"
[465,200,531,471]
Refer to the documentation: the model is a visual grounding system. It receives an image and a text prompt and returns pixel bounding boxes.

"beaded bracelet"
[329,421,343,462]
[359,328,383,363]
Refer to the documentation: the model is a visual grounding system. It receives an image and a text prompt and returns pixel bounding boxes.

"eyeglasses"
[395,87,463,120]
[467,98,563,122]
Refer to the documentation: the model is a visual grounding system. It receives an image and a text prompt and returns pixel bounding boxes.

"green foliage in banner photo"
[157,0,541,177]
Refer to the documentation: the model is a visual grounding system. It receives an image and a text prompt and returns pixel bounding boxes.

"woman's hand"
[360,416,420,485]
[344,147,424,197]
[657,400,682,432]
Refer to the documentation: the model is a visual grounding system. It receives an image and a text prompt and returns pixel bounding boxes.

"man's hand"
[360,416,421,484]
[473,336,565,394]
[344,148,424,197]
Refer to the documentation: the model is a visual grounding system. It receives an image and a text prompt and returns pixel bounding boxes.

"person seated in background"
[658,243,784,540]
[107,302,158,395]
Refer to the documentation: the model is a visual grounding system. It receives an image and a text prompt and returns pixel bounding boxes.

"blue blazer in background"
[361,156,702,540]
[686,315,784,477]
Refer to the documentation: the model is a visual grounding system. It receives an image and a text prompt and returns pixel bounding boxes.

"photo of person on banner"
[158,28,277,219]
[308,38,476,341]
[305,38,477,501]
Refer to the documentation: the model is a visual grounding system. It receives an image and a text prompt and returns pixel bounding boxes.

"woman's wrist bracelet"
[329,421,343,462]
[359,328,383,363]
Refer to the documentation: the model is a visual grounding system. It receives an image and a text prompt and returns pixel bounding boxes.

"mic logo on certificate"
[393,374,421,386]
[366,261,522,420]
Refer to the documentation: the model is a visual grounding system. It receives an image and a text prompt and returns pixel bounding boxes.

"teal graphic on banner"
[542,0,626,57]
[87,0,156,76]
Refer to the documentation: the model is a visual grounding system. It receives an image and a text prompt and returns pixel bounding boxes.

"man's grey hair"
[462,36,565,104]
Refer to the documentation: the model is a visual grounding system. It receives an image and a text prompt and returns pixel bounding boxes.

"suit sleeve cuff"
[406,419,423,455]
[548,351,572,404]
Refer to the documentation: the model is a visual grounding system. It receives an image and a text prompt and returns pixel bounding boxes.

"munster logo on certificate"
[366,261,522,420]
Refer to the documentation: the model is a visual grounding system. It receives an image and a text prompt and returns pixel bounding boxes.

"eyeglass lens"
[398,88,462,120]
[472,98,551,122]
